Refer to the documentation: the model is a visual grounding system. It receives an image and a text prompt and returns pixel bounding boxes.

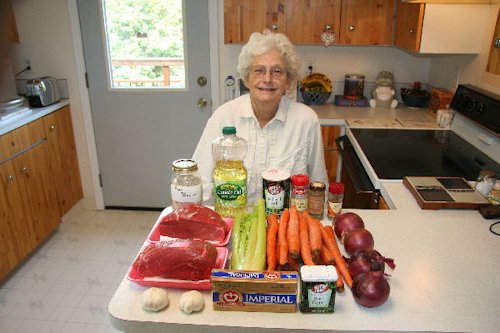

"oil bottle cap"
[222,126,236,135]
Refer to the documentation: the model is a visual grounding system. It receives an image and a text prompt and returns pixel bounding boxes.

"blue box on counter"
[334,95,369,107]
[211,269,298,313]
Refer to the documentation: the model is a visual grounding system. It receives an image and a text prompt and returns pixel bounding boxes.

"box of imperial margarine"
[211,269,298,313]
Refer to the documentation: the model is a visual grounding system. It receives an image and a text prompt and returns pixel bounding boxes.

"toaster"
[26,77,60,107]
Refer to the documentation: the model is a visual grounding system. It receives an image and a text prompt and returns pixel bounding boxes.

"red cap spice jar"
[290,174,310,212]
[327,182,344,221]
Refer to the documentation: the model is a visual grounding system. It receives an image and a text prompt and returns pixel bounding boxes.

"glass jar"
[290,174,309,212]
[300,265,338,313]
[308,181,326,220]
[476,170,496,197]
[170,159,202,210]
[327,182,344,221]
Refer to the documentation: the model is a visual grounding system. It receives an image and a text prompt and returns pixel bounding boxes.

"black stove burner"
[351,129,500,180]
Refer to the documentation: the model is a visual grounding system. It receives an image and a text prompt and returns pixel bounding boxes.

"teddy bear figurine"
[369,70,398,109]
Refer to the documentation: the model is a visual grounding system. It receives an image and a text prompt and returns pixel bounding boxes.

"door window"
[101,0,186,89]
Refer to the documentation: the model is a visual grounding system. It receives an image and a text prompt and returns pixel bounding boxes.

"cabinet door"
[0,161,34,280]
[285,0,341,44]
[14,141,61,243]
[339,0,395,45]
[394,3,424,52]
[44,107,83,215]
[224,0,285,43]
[1,117,45,158]
[486,11,500,75]
[321,126,340,184]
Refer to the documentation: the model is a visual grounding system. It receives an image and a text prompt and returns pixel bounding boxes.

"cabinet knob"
[20,166,28,174]
[271,24,278,31]
[49,125,56,131]
[7,175,14,184]
[495,38,500,49]
[409,28,415,33]
[348,25,355,31]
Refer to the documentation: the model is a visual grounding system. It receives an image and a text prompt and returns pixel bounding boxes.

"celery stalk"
[250,198,267,270]
[230,212,242,270]
[241,208,258,269]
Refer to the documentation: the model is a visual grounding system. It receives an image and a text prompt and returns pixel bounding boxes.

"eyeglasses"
[250,65,286,79]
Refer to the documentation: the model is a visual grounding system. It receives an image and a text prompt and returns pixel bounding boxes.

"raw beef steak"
[158,204,228,244]
[132,239,217,280]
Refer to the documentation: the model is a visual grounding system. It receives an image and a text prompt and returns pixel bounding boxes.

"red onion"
[352,271,390,308]
[342,228,374,255]
[334,212,364,239]
[347,249,396,279]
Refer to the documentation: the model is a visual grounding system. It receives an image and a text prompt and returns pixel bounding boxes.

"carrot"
[316,219,353,288]
[298,212,315,265]
[319,242,334,265]
[325,225,335,240]
[304,212,322,258]
[278,209,290,266]
[266,213,279,271]
[334,264,345,293]
[287,205,300,259]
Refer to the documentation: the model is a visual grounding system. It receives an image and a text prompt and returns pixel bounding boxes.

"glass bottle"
[212,126,248,218]
[290,174,309,212]
[327,182,344,221]
[170,159,202,210]
[308,181,326,220]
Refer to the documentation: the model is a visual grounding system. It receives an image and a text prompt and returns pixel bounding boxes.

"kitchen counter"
[108,181,500,333]
[0,99,70,136]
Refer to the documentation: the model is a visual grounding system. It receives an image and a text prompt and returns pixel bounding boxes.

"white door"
[77,0,211,208]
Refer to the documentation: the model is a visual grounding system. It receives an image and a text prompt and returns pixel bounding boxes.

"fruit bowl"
[400,82,430,108]
[301,90,331,105]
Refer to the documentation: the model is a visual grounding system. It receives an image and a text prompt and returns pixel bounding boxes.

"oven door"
[336,135,381,209]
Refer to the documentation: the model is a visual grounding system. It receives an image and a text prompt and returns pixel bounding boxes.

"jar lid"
[172,159,198,172]
[329,182,344,194]
[291,174,309,186]
[300,265,338,282]
[262,169,290,182]
[309,181,326,190]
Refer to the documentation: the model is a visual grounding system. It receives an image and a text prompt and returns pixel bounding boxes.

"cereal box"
[429,88,454,118]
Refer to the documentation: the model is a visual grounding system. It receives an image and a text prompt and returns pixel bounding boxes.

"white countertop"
[0,99,70,136]
[107,104,499,332]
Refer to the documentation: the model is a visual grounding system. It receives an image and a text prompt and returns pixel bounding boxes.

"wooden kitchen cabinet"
[321,126,341,183]
[395,3,490,54]
[224,0,341,44]
[339,0,395,45]
[0,0,19,43]
[486,10,500,75]
[43,106,83,215]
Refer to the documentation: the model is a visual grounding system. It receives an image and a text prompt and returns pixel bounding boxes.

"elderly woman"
[192,30,328,204]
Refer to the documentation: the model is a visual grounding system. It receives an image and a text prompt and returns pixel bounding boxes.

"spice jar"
[476,170,496,197]
[327,182,344,221]
[300,265,337,313]
[290,174,309,212]
[170,159,202,209]
[308,181,326,220]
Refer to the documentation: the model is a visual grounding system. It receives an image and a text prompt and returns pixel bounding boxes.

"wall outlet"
[305,57,316,75]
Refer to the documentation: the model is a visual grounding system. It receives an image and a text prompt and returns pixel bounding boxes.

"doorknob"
[197,98,208,109]
[197,76,207,87]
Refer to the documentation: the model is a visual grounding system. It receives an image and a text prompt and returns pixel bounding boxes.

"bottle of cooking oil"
[212,126,247,218]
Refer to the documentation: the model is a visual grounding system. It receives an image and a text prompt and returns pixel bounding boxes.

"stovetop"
[350,128,500,181]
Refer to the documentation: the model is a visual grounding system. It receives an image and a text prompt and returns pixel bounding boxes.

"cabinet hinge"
[85,72,89,88]
[98,173,103,187]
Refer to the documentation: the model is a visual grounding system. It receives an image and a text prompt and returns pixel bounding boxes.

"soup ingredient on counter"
[352,271,390,308]
[278,209,290,267]
[347,249,395,280]
[287,206,301,259]
[334,212,365,239]
[157,204,229,244]
[305,211,323,260]
[319,222,353,288]
[298,211,315,266]
[342,228,375,255]
[266,213,279,270]
[141,287,170,312]
[132,239,218,280]
[179,290,204,314]
[230,199,267,270]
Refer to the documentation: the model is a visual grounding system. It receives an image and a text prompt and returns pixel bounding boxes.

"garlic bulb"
[179,290,204,313]
[141,287,169,312]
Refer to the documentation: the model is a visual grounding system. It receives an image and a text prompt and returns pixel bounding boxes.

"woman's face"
[245,50,291,105]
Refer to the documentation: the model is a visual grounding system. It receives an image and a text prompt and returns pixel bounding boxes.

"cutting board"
[403,176,490,210]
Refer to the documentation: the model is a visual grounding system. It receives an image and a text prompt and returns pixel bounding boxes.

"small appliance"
[26,77,60,107]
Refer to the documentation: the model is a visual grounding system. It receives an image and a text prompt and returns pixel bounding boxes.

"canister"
[343,74,365,100]
[262,169,290,216]
[300,265,337,313]
[170,159,202,209]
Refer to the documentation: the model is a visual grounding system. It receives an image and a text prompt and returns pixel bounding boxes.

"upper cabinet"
[1,0,19,43]
[224,0,341,44]
[395,3,490,53]
[486,9,500,75]
[339,0,395,45]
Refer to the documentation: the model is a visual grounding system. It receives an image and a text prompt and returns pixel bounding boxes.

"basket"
[301,91,331,106]
[401,91,431,108]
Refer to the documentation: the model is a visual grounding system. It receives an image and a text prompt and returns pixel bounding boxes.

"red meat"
[132,239,217,280]
[158,204,228,244]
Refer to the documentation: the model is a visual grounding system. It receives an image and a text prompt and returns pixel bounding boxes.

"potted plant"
[400,81,431,108]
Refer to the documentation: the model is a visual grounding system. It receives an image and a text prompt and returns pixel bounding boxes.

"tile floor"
[0,208,160,333]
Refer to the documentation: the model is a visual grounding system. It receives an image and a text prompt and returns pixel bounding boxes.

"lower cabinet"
[0,105,82,280]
